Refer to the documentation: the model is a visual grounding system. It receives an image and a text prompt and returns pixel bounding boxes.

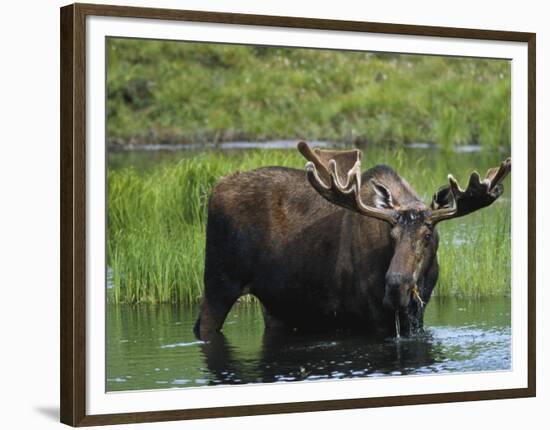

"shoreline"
[107,139,504,154]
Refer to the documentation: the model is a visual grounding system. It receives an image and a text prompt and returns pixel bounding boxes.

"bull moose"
[194,141,511,339]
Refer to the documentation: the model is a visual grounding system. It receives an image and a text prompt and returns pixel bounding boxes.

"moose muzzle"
[383,273,414,310]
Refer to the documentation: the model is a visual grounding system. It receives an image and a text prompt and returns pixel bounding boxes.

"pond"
[106,141,511,392]
[107,298,511,392]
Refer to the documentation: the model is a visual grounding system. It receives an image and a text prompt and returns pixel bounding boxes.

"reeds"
[108,148,511,304]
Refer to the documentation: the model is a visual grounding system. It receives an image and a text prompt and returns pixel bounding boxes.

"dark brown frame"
[60,2,536,427]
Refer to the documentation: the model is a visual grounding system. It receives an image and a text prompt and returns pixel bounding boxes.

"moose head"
[298,141,511,322]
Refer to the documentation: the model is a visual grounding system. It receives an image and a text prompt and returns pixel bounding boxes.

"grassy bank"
[107,148,510,304]
[107,39,510,150]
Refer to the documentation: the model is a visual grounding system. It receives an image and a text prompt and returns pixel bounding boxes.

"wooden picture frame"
[60,2,536,426]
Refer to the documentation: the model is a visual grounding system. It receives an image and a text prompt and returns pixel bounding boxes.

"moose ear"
[371,180,394,209]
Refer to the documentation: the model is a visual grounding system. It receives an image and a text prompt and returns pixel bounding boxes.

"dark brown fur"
[194,164,439,339]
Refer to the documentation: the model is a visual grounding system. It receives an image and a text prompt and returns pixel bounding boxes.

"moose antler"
[430,158,511,223]
[297,141,397,225]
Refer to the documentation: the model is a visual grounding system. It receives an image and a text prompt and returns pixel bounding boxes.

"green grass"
[107,39,510,151]
[107,148,511,304]
[435,207,511,298]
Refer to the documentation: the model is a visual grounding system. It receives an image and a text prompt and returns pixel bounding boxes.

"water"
[107,298,510,392]
[107,141,511,392]
[107,140,508,173]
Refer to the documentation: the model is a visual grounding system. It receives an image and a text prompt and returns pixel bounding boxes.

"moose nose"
[385,273,413,289]
[383,273,413,310]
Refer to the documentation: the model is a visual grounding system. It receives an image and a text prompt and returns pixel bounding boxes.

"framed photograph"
[60,2,536,426]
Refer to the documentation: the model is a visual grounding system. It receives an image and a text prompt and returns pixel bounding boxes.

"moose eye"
[424,232,432,242]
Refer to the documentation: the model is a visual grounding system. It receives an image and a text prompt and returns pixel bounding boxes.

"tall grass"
[435,207,511,298]
[108,148,511,304]
[107,39,510,151]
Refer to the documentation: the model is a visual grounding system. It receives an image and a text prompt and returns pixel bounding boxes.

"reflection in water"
[107,298,511,391]
[203,330,437,385]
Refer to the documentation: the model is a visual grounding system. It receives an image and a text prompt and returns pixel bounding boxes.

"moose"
[194,141,511,339]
